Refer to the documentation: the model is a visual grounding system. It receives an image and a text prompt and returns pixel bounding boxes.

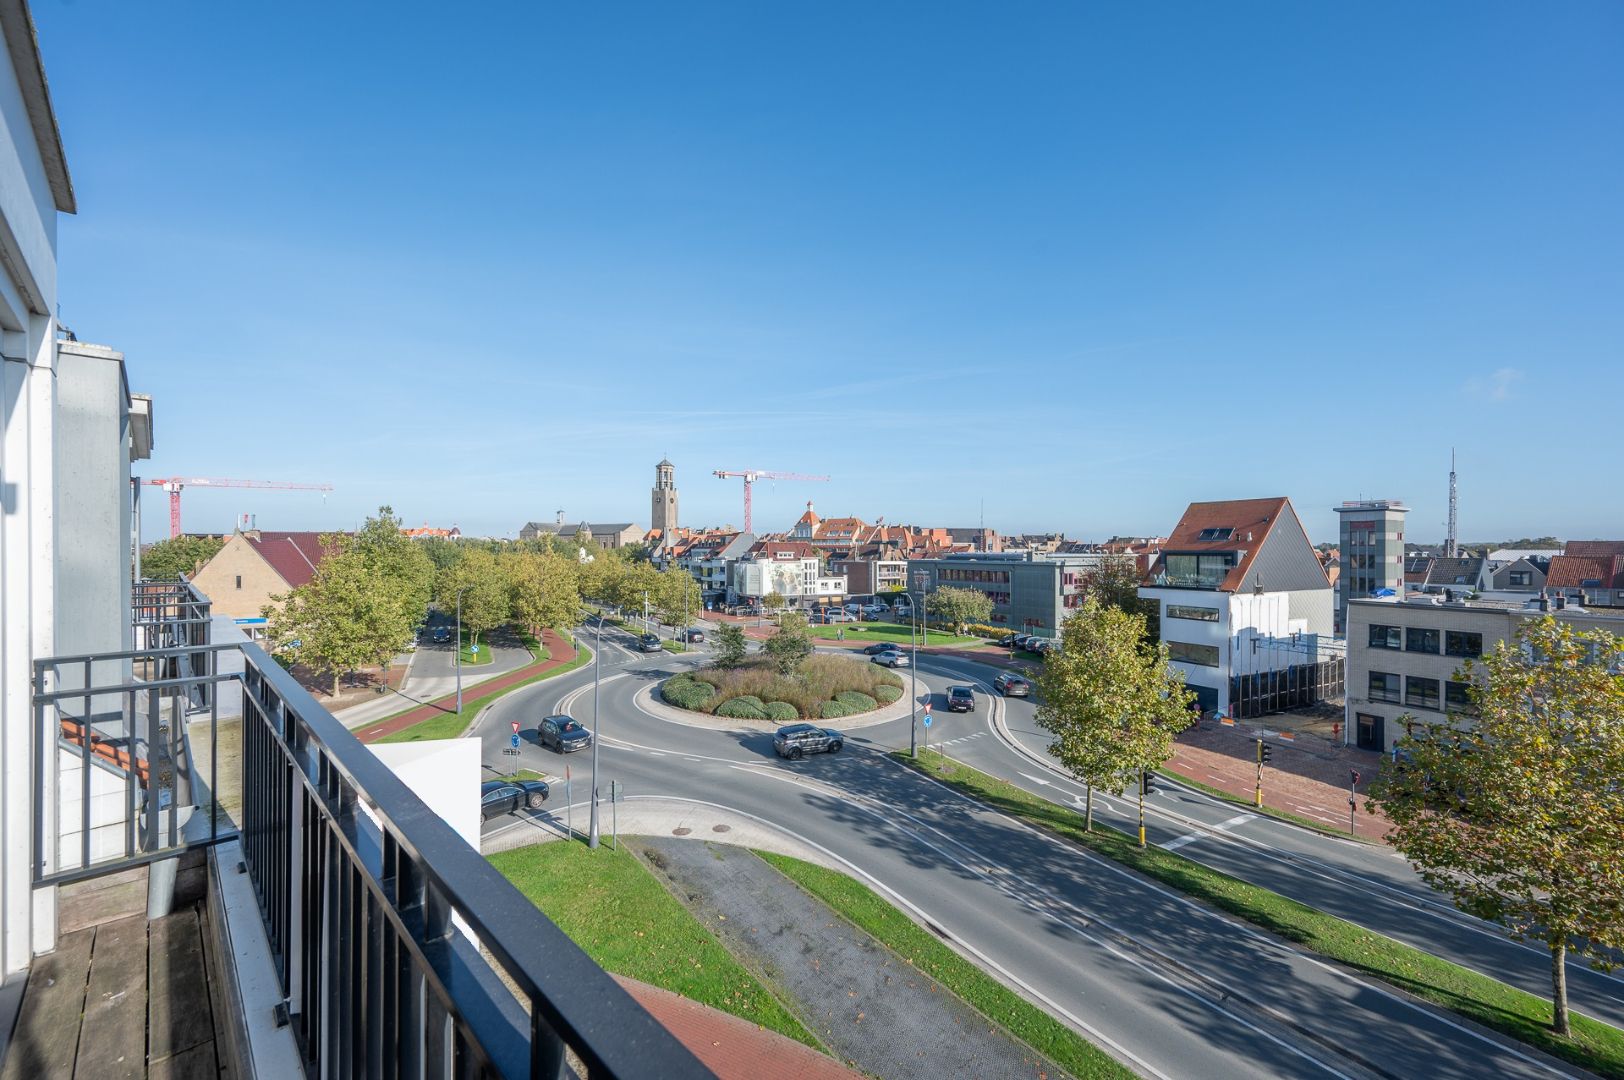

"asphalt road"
[472,622,1608,1079]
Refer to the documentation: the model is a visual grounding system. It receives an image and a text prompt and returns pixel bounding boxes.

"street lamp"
[909,570,929,758]
[589,614,604,849]
[455,585,470,715]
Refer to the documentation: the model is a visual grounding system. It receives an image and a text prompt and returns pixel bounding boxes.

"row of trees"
[578,551,703,631]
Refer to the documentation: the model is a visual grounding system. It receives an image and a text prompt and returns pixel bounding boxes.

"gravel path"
[634,837,1066,1080]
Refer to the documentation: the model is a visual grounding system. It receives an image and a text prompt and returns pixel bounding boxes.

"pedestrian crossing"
[933,731,987,749]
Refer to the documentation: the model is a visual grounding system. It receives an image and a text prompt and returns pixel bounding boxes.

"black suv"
[773,724,844,760]
[538,714,592,753]
[480,779,550,821]
[637,633,662,652]
[946,686,976,712]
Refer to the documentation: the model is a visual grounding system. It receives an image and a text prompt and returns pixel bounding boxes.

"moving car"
[432,626,452,644]
[862,642,902,655]
[637,633,663,652]
[872,650,909,668]
[773,723,844,759]
[683,627,705,643]
[538,715,593,753]
[993,672,1031,697]
[480,778,550,821]
[946,686,976,712]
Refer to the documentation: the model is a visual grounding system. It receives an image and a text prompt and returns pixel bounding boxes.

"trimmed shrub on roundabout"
[664,654,903,721]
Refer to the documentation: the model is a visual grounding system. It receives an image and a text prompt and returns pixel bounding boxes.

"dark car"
[480,779,550,821]
[637,633,663,652]
[773,723,844,760]
[946,686,976,713]
[538,714,593,753]
[993,672,1031,697]
[862,642,902,655]
[997,634,1021,648]
[683,627,705,643]
[432,626,452,644]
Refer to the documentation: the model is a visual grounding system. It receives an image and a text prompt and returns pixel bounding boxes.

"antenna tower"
[1445,449,1459,558]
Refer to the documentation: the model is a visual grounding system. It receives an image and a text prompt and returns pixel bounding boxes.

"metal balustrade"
[34,600,714,1078]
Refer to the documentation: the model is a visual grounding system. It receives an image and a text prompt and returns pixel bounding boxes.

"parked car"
[843,603,863,615]
[773,723,844,759]
[862,642,902,655]
[946,686,976,712]
[538,714,593,753]
[996,634,1020,648]
[480,779,550,821]
[872,650,909,668]
[993,672,1031,697]
[1029,638,1055,654]
[683,627,705,643]
[637,633,663,652]
[432,626,452,644]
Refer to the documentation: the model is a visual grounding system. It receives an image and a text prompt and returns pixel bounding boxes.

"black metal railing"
[35,635,713,1078]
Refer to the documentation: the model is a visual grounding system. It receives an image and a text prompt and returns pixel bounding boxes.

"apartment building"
[668,529,754,603]
[1332,499,1408,633]
[1139,497,1338,719]
[730,540,847,604]
[1545,541,1624,608]
[907,552,1073,637]
[1345,593,1624,753]
[827,545,908,596]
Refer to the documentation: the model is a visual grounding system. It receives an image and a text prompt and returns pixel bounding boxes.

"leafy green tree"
[764,612,813,675]
[1035,598,1196,831]
[651,569,703,630]
[264,543,409,697]
[140,535,224,581]
[435,546,509,646]
[354,507,434,625]
[713,623,747,669]
[762,591,787,613]
[925,585,994,635]
[418,536,462,571]
[576,551,624,607]
[507,550,581,639]
[1082,556,1150,615]
[1368,617,1624,1037]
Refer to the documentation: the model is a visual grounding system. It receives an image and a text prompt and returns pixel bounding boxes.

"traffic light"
[1258,740,1273,765]
[1141,771,1159,797]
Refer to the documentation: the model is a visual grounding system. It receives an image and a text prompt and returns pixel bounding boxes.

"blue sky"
[35,2,1624,544]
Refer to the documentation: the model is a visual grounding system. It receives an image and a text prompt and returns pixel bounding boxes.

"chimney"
[1538,589,1550,613]
[1554,593,1567,611]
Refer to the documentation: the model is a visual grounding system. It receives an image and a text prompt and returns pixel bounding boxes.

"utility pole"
[1349,769,1361,836]
[589,615,604,849]
[1445,448,1459,559]
[910,570,928,758]
[455,586,470,715]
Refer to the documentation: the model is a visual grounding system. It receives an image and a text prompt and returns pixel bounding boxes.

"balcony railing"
[1148,570,1231,589]
[34,596,713,1078]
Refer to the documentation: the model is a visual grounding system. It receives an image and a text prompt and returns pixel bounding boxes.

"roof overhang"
[1,0,75,213]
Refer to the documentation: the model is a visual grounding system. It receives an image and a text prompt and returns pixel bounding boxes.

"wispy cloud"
[1464,367,1524,401]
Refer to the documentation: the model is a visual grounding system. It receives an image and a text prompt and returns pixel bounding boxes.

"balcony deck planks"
[0,927,94,1079]
[74,915,148,1080]
[146,911,214,1068]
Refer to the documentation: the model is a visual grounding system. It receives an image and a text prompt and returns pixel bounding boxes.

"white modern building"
[729,540,847,605]
[1139,497,1339,719]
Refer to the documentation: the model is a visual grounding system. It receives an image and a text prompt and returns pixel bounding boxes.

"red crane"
[144,477,335,538]
[712,469,829,533]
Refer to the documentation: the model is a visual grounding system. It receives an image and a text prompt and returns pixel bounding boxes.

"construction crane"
[712,469,829,533]
[143,477,334,538]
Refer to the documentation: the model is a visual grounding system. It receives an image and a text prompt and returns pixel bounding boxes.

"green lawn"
[374,642,592,744]
[490,842,820,1050]
[756,851,1135,1079]
[811,622,979,648]
[459,628,494,666]
[895,750,1624,1080]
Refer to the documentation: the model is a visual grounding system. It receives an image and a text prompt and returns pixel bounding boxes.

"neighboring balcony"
[13,581,712,1079]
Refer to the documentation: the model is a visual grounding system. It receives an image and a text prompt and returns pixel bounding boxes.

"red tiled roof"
[1546,554,1624,589]
[1145,497,1306,592]
[248,531,336,589]
[1564,540,1624,559]
[749,539,819,560]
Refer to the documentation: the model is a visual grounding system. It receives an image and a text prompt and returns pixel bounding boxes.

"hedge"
[717,697,768,720]
[875,684,903,704]
[834,691,878,712]
[662,676,715,710]
[763,701,800,722]
[820,700,855,720]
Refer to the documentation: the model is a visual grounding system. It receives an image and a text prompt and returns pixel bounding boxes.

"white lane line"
[1165,813,1256,852]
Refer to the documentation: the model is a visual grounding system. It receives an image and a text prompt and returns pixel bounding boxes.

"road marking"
[1165,813,1255,852]
[1018,772,1052,787]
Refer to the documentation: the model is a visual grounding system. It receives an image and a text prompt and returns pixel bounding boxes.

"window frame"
[1367,624,1401,650]
[1367,671,1401,704]
[1444,680,1476,715]
[1167,604,1220,622]
[1444,630,1483,659]
[1167,640,1220,667]
[1405,675,1441,711]
[1405,627,1440,654]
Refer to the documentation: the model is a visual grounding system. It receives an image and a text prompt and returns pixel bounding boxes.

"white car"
[872,651,909,668]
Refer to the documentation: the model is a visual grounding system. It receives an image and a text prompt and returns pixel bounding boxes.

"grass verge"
[459,628,494,665]
[374,642,592,744]
[490,841,820,1050]
[811,622,979,647]
[755,850,1136,1079]
[894,749,1624,1080]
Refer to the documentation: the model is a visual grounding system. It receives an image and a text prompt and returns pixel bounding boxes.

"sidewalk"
[1169,716,1392,841]
[353,630,578,743]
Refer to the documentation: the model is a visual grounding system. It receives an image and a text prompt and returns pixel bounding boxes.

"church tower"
[651,459,679,534]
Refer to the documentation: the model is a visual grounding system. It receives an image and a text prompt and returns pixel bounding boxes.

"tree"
[762,591,786,613]
[650,568,702,631]
[713,624,747,669]
[925,586,994,635]
[507,550,581,639]
[764,613,813,675]
[1035,598,1196,830]
[576,551,624,607]
[140,535,224,581]
[264,543,410,697]
[1368,617,1624,1037]
[354,507,434,625]
[435,546,509,646]
[1082,556,1150,615]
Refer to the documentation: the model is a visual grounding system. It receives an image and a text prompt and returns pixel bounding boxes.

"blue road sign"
[472,644,480,654]
[510,733,520,749]
[922,714,932,728]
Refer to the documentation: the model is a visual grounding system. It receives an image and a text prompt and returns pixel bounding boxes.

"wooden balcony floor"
[2,883,226,1078]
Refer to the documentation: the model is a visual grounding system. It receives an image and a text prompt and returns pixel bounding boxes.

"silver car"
[872,651,909,668]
